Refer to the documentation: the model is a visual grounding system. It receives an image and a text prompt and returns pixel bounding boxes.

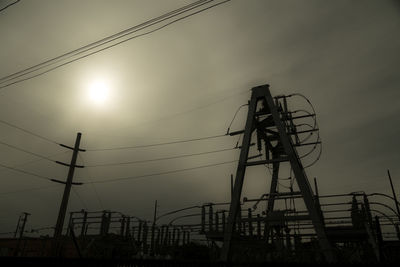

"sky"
[0,0,399,236]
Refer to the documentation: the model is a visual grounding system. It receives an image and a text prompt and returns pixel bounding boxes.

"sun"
[88,80,109,104]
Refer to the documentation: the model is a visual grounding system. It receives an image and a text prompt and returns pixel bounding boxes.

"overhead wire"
[287,94,322,167]
[89,159,238,184]
[72,187,88,210]
[0,185,60,197]
[0,118,59,145]
[226,103,248,135]
[0,0,20,13]
[295,123,315,143]
[0,140,58,163]
[0,162,53,182]
[0,150,69,173]
[86,133,228,152]
[0,0,210,84]
[85,146,237,167]
[78,154,104,210]
[129,88,249,130]
[0,0,231,89]
[303,142,322,169]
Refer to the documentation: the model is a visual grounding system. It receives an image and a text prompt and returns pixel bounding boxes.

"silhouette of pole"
[150,200,158,256]
[54,133,82,240]
[387,170,400,217]
[14,212,30,257]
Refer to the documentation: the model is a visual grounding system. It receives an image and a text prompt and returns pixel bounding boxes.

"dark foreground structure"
[1,85,399,265]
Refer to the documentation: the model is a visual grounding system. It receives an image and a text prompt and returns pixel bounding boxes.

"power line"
[0,0,231,89]
[90,159,238,184]
[86,147,237,167]
[0,0,20,13]
[0,0,211,85]
[0,140,57,163]
[0,185,60,197]
[0,118,59,145]
[0,151,68,174]
[72,187,88,210]
[0,0,209,84]
[0,162,53,181]
[226,103,248,134]
[129,88,249,129]
[288,94,322,168]
[78,154,104,210]
[86,133,229,152]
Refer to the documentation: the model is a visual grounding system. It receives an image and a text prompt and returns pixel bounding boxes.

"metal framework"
[220,84,336,262]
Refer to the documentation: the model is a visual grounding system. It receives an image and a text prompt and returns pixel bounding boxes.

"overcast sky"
[0,0,399,235]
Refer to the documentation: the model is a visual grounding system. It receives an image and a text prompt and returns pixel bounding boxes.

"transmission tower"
[220,84,336,262]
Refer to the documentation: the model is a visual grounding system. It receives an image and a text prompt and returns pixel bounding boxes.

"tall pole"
[14,212,30,257]
[14,214,22,238]
[54,133,82,240]
[150,200,158,256]
[387,170,400,217]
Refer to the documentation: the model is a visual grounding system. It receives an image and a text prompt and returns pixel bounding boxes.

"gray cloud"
[0,0,399,234]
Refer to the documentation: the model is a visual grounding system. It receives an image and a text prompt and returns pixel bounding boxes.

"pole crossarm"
[55,160,85,168]
[59,143,86,152]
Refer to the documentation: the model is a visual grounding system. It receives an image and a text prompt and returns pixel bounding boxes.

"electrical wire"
[0,185,59,197]
[86,133,228,152]
[226,103,248,135]
[0,0,20,13]
[0,118,59,145]
[0,0,212,85]
[0,162,53,181]
[0,140,57,163]
[287,95,322,167]
[0,150,68,173]
[72,187,88,210]
[0,0,231,89]
[295,123,315,144]
[89,159,238,184]
[0,0,210,84]
[303,142,322,169]
[278,181,292,190]
[78,154,104,210]
[130,88,249,130]
[86,147,237,167]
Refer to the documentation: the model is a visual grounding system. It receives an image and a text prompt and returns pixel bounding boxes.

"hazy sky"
[0,0,399,235]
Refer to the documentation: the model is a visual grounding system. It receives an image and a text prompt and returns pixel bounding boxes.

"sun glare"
[88,81,109,104]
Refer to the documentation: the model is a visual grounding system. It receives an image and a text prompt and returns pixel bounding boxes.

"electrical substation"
[1,84,399,265]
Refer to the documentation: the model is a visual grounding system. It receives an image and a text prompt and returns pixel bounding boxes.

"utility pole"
[14,214,22,238]
[14,212,30,257]
[150,200,158,256]
[387,170,400,217]
[53,132,84,255]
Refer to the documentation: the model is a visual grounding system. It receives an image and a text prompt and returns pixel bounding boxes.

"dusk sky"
[0,0,399,235]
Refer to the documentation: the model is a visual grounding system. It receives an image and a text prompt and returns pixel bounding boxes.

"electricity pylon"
[220,84,336,263]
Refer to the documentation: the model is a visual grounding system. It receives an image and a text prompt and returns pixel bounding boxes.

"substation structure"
[1,84,400,264]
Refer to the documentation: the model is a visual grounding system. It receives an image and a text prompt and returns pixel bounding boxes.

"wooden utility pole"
[150,200,158,256]
[14,212,30,256]
[53,132,83,255]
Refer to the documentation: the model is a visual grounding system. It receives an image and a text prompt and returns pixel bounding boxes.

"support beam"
[221,85,336,263]
[264,89,336,262]
[221,86,261,261]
